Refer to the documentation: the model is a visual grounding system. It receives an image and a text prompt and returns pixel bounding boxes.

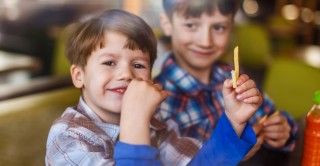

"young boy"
[155,0,298,160]
[46,9,262,165]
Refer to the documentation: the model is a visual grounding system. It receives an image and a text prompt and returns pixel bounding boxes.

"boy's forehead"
[168,0,236,19]
[174,7,232,21]
[174,3,217,17]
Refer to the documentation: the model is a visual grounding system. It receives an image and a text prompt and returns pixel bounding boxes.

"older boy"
[155,0,298,160]
[46,9,262,165]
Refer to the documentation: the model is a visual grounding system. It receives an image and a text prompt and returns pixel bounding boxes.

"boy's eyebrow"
[180,15,232,23]
[97,51,150,61]
[97,52,116,58]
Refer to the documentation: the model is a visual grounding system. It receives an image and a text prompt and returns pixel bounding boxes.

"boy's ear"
[70,64,84,89]
[160,12,172,36]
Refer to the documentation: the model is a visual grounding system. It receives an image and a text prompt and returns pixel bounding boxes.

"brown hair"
[163,0,239,19]
[67,9,157,68]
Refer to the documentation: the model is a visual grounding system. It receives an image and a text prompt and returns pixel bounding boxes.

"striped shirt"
[154,53,298,151]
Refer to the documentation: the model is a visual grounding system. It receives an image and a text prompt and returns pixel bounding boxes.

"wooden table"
[0,87,80,165]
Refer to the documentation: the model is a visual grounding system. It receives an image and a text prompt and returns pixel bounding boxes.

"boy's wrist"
[119,114,151,145]
[224,111,246,137]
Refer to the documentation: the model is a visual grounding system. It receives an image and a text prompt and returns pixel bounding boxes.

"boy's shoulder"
[47,107,119,147]
[46,107,117,165]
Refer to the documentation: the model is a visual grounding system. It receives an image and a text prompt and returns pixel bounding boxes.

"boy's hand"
[261,112,291,148]
[122,78,167,121]
[120,78,168,145]
[223,74,262,136]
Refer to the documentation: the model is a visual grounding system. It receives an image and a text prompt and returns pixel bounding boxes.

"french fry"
[231,70,237,88]
[234,46,239,80]
[259,111,280,125]
[231,46,239,88]
[269,111,280,118]
[259,115,268,124]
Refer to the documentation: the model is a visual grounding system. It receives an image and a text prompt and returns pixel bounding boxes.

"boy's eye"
[185,23,197,29]
[213,25,226,32]
[133,64,145,69]
[103,61,115,66]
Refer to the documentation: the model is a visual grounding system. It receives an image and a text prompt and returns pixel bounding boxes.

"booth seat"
[0,86,80,165]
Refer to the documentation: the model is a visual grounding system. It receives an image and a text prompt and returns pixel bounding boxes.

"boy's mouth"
[190,49,214,57]
[109,87,127,95]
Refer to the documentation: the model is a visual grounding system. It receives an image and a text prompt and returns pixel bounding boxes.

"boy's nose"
[117,66,134,81]
[198,28,213,47]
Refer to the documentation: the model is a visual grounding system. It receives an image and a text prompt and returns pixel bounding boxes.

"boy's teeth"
[116,89,124,93]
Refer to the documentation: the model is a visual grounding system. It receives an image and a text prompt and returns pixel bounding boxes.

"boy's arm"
[114,142,162,166]
[120,79,167,145]
[222,74,263,136]
[188,112,256,165]
[156,112,256,166]
[116,79,167,164]
[188,74,261,165]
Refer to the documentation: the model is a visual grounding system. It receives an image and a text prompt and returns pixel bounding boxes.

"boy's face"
[71,31,151,123]
[161,8,233,74]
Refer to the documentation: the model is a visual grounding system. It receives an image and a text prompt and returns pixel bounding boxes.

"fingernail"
[237,95,242,99]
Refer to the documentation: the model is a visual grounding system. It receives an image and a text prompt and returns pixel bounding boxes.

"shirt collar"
[77,97,120,142]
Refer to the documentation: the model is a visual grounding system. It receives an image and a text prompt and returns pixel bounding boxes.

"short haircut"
[67,9,157,68]
[163,0,239,19]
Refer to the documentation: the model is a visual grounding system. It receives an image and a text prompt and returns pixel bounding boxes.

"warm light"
[123,0,143,15]
[281,4,299,21]
[301,8,314,23]
[243,0,259,16]
[4,8,20,21]
[3,0,18,8]
[304,47,320,69]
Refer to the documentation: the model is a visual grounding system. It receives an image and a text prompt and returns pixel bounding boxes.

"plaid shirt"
[46,97,256,166]
[154,53,298,151]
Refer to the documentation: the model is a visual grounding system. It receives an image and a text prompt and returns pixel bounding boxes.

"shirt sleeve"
[114,142,162,166]
[188,112,257,166]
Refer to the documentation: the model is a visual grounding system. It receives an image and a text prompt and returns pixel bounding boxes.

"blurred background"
[0,0,319,165]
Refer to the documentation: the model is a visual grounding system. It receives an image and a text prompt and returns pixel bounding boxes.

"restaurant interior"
[0,0,319,165]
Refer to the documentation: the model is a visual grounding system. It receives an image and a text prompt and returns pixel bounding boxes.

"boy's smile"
[108,86,127,95]
[161,9,233,84]
[70,31,151,124]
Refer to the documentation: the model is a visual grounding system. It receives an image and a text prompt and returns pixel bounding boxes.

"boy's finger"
[154,83,163,91]
[160,90,169,100]
[223,79,234,95]
[236,79,256,93]
[236,74,249,85]
[145,79,154,84]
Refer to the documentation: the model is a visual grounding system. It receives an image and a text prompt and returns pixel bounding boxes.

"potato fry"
[258,111,280,125]
[232,46,239,88]
[269,111,280,118]
[231,70,237,88]
[259,115,268,124]
[234,46,239,80]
